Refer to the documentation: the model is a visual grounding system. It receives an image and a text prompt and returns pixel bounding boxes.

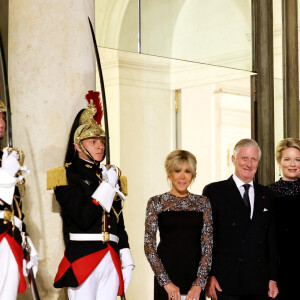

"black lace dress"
[268,178,300,300]
[144,192,213,300]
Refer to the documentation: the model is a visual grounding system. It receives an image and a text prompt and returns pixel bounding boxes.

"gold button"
[108,225,111,229]
[107,214,110,218]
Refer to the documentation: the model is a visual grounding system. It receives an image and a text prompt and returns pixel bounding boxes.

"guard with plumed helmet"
[47,91,134,300]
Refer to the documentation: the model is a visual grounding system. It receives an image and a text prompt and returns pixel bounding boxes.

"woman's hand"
[164,282,181,300]
[205,276,222,300]
[268,280,279,299]
[185,285,202,300]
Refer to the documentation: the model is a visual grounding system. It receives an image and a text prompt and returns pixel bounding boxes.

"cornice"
[100,48,254,90]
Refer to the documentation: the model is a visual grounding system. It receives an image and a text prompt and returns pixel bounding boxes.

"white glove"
[0,169,18,205]
[22,237,38,278]
[92,165,126,212]
[122,265,133,293]
[101,165,118,186]
[120,247,134,292]
[23,256,38,278]
[102,165,125,201]
[1,149,20,177]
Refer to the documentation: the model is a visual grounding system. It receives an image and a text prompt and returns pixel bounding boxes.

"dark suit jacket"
[203,176,278,296]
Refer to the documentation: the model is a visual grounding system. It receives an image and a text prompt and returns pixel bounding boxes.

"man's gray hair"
[232,138,262,160]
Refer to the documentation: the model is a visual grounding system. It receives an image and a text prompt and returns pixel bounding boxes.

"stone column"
[282,0,299,138]
[9,1,95,299]
[251,0,275,185]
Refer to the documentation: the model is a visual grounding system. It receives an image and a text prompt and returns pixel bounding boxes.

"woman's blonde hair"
[165,149,197,179]
[276,137,300,163]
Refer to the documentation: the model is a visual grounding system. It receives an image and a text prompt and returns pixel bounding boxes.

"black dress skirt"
[154,211,205,299]
[268,179,300,300]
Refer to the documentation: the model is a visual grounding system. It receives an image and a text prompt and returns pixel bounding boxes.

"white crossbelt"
[69,233,119,243]
[0,211,23,231]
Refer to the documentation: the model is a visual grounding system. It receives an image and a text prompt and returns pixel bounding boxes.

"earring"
[279,167,282,177]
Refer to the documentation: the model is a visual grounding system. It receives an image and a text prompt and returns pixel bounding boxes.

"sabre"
[88,17,110,165]
[88,18,127,300]
[0,32,40,300]
[0,32,12,147]
[23,238,40,300]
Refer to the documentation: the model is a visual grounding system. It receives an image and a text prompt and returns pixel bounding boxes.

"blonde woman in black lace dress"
[268,138,300,300]
[144,150,213,300]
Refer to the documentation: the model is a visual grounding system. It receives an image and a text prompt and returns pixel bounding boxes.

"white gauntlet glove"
[1,149,20,177]
[104,165,118,186]
[92,165,125,212]
[122,265,134,293]
[120,248,134,293]
[22,236,38,278]
[0,150,19,205]
[0,149,30,205]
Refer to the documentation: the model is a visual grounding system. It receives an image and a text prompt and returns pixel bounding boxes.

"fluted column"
[9,1,95,299]
[251,0,275,185]
[282,0,299,138]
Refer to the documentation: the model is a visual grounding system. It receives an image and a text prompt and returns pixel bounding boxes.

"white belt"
[69,233,119,243]
[0,211,23,231]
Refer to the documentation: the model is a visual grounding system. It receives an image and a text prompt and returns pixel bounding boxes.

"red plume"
[85,90,103,125]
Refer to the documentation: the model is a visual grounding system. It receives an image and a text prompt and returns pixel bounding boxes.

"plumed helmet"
[0,100,6,113]
[74,91,105,161]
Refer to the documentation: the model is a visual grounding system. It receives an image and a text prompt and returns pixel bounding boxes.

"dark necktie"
[243,184,251,217]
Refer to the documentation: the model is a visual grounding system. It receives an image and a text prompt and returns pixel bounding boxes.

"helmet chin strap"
[78,141,101,166]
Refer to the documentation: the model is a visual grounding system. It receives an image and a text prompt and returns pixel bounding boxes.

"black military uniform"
[50,157,130,295]
[49,90,133,299]
[0,150,27,294]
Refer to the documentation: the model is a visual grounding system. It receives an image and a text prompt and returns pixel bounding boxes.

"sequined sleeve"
[144,196,171,286]
[192,196,213,289]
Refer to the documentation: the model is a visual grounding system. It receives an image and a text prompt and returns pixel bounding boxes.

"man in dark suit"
[203,139,279,300]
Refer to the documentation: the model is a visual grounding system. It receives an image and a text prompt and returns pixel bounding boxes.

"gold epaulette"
[119,175,128,196]
[47,163,71,190]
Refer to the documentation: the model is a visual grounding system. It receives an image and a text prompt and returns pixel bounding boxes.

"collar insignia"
[83,179,92,185]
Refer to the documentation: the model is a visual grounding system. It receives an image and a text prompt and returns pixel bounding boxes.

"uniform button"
[232,222,236,227]
[258,240,262,245]
[257,258,262,263]
[242,239,246,243]
[107,214,110,218]
[238,257,243,262]
[108,225,111,229]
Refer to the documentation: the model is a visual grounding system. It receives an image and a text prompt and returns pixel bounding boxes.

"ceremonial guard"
[0,101,38,300]
[47,91,134,300]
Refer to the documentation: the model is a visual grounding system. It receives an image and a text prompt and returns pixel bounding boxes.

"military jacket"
[51,157,129,288]
[0,150,24,245]
[0,150,27,293]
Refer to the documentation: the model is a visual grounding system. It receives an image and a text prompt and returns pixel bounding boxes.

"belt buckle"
[102,232,110,242]
[3,209,12,224]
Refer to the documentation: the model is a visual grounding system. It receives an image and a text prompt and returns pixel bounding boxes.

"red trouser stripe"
[0,231,26,293]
